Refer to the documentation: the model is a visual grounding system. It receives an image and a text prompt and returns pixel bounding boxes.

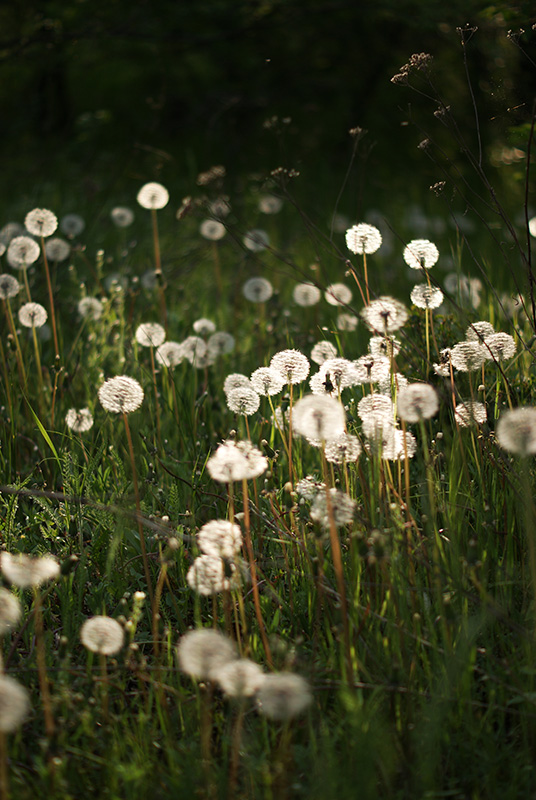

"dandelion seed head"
[243,229,270,252]
[336,312,359,331]
[224,374,252,395]
[311,341,338,365]
[324,432,361,464]
[0,274,21,299]
[208,197,231,219]
[0,676,30,732]
[319,358,356,391]
[0,589,22,636]
[0,222,24,246]
[18,302,47,328]
[179,336,208,366]
[193,318,216,336]
[98,376,144,414]
[1,552,60,589]
[226,386,261,416]
[292,394,346,442]
[250,367,285,396]
[353,354,391,384]
[207,440,268,483]
[187,555,241,595]
[78,297,103,321]
[197,520,242,559]
[135,323,166,348]
[496,407,536,456]
[295,476,326,500]
[293,282,321,307]
[177,628,237,680]
[482,332,516,361]
[111,207,135,227]
[242,277,273,303]
[45,237,70,262]
[397,383,439,422]
[403,238,439,270]
[214,658,265,698]
[7,236,40,268]
[258,195,283,214]
[80,616,124,655]
[380,428,417,460]
[155,341,184,368]
[325,283,352,306]
[466,321,495,342]
[256,673,312,720]
[450,341,486,372]
[207,332,235,357]
[311,488,356,529]
[25,208,57,237]
[411,284,444,309]
[60,213,85,237]
[358,394,394,422]
[137,182,169,210]
[455,401,487,427]
[361,296,408,334]
[433,348,452,377]
[345,223,382,254]
[270,349,310,384]
[65,408,94,433]
[200,219,226,241]
[368,335,401,359]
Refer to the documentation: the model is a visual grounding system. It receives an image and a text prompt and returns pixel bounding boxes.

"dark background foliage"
[0,0,534,211]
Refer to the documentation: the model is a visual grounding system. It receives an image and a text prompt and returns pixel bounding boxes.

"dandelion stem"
[242,478,273,668]
[40,236,59,360]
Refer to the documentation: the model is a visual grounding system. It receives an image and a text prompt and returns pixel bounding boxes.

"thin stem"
[40,236,59,359]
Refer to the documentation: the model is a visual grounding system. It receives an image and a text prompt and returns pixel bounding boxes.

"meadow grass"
[0,101,535,800]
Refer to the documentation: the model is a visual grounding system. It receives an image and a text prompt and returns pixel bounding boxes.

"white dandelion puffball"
[78,297,103,321]
[224,373,252,395]
[137,182,169,210]
[25,208,58,237]
[65,408,94,433]
[496,407,536,456]
[45,237,71,262]
[466,321,496,342]
[311,488,357,529]
[0,588,22,636]
[207,332,235,358]
[1,552,60,589]
[111,206,135,227]
[226,386,261,416]
[242,277,273,303]
[455,401,487,428]
[397,383,439,423]
[98,376,144,414]
[193,318,216,336]
[345,223,382,254]
[18,302,47,328]
[270,349,310,384]
[336,313,359,331]
[243,229,270,252]
[214,658,265,698]
[319,358,356,391]
[60,213,85,237]
[411,284,444,309]
[197,520,242,559]
[293,282,322,307]
[324,433,361,464]
[135,322,166,348]
[450,341,486,372]
[0,274,21,299]
[295,476,326,500]
[177,628,237,680]
[7,236,40,268]
[80,616,124,655]
[361,296,408,334]
[179,336,208,366]
[368,335,401,359]
[325,283,352,306]
[250,367,285,396]
[482,332,516,362]
[403,239,439,270]
[352,354,390,385]
[187,555,241,596]
[207,440,268,483]
[256,673,312,720]
[0,676,30,732]
[258,194,283,214]
[156,341,184,368]
[293,394,346,442]
[311,341,338,365]
[200,219,226,241]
